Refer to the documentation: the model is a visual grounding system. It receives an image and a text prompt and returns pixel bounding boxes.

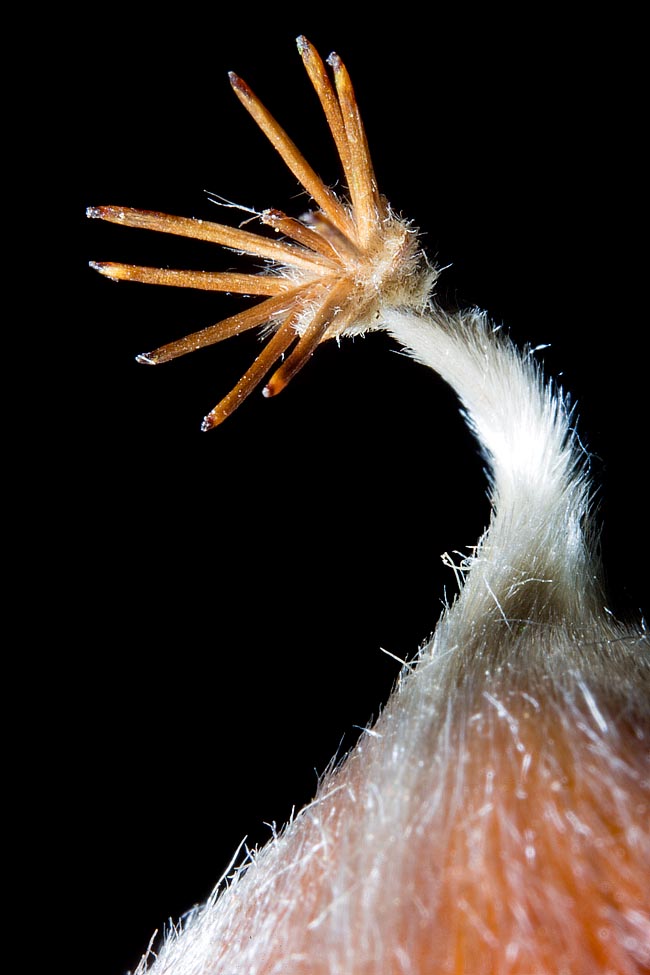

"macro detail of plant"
[88,37,650,975]
[88,36,434,431]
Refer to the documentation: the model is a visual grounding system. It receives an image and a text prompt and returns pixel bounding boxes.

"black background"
[70,9,646,974]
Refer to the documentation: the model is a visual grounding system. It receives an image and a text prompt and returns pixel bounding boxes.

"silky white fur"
[131,299,650,975]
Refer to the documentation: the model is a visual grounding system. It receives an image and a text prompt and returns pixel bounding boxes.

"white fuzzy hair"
[130,302,649,975]
[89,36,649,975]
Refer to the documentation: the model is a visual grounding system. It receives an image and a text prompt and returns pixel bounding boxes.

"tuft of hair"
[90,37,649,975]
[131,298,649,975]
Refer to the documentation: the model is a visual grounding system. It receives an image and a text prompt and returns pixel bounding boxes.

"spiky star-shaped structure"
[88,36,434,430]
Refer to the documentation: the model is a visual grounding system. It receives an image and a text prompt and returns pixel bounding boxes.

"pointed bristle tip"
[229,72,246,92]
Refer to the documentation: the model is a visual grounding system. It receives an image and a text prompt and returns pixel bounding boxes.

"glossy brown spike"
[202,318,298,430]
[228,73,357,245]
[297,36,355,194]
[328,53,382,247]
[136,286,308,365]
[87,206,334,273]
[260,209,342,262]
[89,262,292,295]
